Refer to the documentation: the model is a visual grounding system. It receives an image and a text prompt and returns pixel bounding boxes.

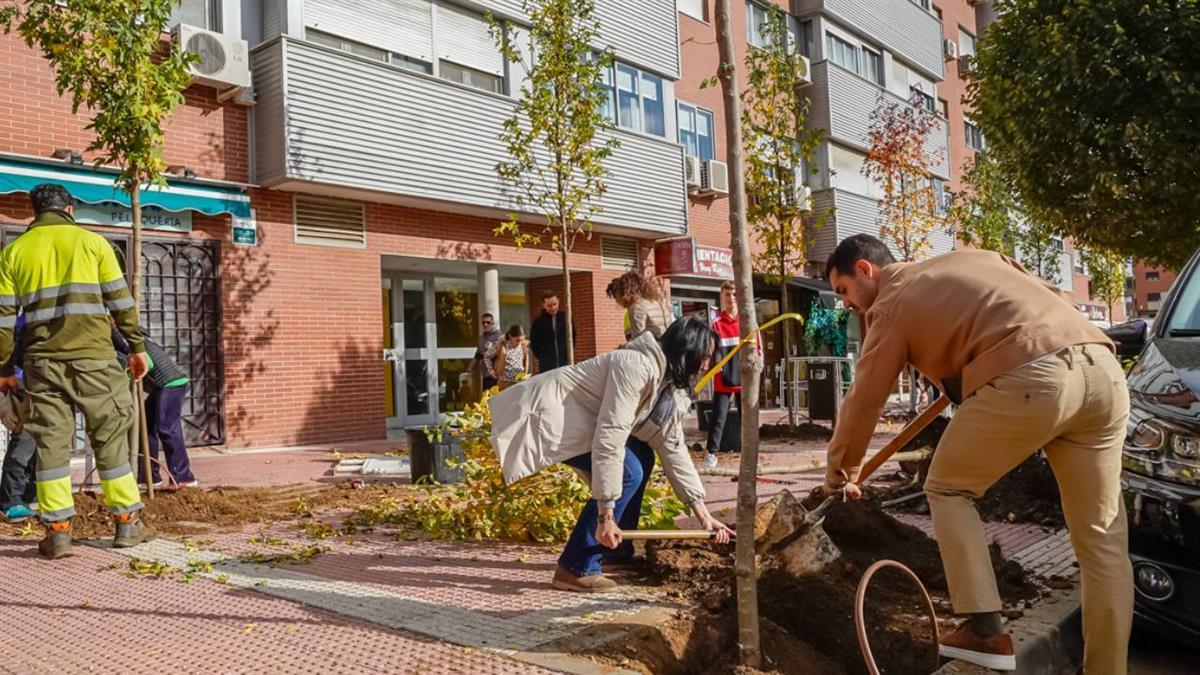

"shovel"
[754,397,951,575]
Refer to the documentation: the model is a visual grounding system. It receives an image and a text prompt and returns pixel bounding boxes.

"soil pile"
[758,422,833,442]
[644,499,1039,675]
[976,455,1064,528]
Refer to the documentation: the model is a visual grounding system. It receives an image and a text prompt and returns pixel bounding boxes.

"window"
[610,63,666,137]
[910,87,935,113]
[964,120,986,151]
[392,53,433,75]
[938,98,949,118]
[862,48,883,85]
[826,33,860,73]
[1146,271,1160,281]
[171,0,218,30]
[1147,292,1162,302]
[799,20,814,58]
[746,1,771,49]
[678,0,706,21]
[600,63,617,123]
[910,0,931,9]
[1073,252,1086,275]
[678,103,715,161]
[931,177,949,215]
[439,61,503,94]
[1050,236,1065,251]
[958,27,977,58]
[307,29,388,63]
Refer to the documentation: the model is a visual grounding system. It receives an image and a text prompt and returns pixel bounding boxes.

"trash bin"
[696,400,741,452]
[406,427,466,484]
[808,361,838,423]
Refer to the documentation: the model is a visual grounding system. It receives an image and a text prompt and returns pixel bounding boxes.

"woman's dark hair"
[659,316,718,389]
[506,325,524,338]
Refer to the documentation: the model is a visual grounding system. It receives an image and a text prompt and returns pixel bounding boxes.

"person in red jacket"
[706,281,743,468]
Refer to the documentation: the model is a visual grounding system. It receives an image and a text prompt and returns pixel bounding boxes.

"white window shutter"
[601,236,639,271]
[294,195,367,248]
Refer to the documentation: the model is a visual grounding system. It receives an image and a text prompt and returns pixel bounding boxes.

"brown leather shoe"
[38,521,74,560]
[938,622,1016,671]
[551,565,618,593]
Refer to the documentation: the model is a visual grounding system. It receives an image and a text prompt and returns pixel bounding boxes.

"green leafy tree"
[491,0,618,366]
[743,5,824,423]
[1013,221,1063,286]
[969,0,1200,269]
[952,151,1018,255]
[1083,248,1128,324]
[1,0,196,491]
[863,92,943,262]
[715,0,765,665]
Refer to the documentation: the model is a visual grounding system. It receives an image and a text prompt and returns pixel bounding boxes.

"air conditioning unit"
[943,38,959,60]
[683,156,702,190]
[172,24,251,91]
[784,183,813,212]
[700,160,729,196]
[958,54,976,75]
[796,55,812,87]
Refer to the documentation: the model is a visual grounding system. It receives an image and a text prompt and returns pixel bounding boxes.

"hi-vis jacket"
[0,210,145,374]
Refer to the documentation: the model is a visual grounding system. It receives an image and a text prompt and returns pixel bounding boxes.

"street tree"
[715,0,764,666]
[1083,248,1128,325]
[1,0,197,493]
[951,151,1017,255]
[862,92,942,262]
[491,0,618,366]
[1013,221,1063,286]
[743,5,823,423]
[969,0,1200,269]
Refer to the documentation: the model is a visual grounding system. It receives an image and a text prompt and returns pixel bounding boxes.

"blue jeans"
[558,437,656,577]
[140,385,195,484]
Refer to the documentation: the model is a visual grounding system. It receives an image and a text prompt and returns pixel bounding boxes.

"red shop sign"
[653,238,734,280]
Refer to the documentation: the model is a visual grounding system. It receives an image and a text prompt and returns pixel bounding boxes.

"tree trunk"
[716,0,762,667]
[561,220,575,366]
[129,185,153,498]
[781,269,794,427]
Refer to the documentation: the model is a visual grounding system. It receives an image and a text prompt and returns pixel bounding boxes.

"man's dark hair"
[824,234,896,280]
[29,183,73,214]
[660,316,718,389]
[541,290,558,301]
[481,312,494,321]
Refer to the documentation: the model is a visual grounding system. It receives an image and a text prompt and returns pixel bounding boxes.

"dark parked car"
[1106,248,1200,645]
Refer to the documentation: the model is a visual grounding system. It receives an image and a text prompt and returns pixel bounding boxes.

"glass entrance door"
[385,275,484,430]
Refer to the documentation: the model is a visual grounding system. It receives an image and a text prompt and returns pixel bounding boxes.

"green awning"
[0,156,251,218]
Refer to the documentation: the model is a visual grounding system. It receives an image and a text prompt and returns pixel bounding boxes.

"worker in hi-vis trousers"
[0,183,154,560]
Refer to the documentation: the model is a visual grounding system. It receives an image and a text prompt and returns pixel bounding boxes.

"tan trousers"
[925,344,1132,675]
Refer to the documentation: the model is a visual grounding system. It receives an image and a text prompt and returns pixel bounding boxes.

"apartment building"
[0,0,690,448]
[1132,263,1179,318]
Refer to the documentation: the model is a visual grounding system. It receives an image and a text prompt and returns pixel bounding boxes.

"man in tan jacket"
[822,235,1131,674]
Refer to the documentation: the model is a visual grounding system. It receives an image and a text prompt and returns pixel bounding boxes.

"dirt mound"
[976,455,1064,528]
[758,422,833,441]
[64,483,406,538]
[644,499,1039,675]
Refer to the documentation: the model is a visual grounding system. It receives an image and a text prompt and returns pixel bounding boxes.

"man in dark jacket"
[113,327,196,488]
[529,291,573,372]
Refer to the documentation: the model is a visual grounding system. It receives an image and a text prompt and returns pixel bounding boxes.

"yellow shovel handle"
[694,312,807,394]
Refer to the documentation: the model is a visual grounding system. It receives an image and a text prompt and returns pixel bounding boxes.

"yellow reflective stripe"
[36,476,75,515]
[100,472,143,511]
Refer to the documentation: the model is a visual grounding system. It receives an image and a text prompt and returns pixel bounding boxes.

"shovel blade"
[753,490,841,575]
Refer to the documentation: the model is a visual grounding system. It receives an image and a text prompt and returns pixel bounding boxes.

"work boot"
[112,511,157,549]
[551,566,618,593]
[938,622,1016,671]
[37,521,74,560]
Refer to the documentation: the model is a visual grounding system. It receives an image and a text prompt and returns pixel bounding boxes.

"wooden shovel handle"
[857,397,949,484]
[621,529,721,541]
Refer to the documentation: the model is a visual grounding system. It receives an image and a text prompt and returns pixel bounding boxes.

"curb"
[934,588,1082,675]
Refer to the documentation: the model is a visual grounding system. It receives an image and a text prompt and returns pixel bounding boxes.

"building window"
[439,60,503,93]
[964,119,986,151]
[392,53,433,75]
[938,98,949,118]
[930,177,949,215]
[911,87,935,113]
[307,29,389,63]
[746,1,771,49]
[826,33,860,73]
[1074,252,1086,275]
[862,48,884,85]
[958,27,977,58]
[1050,236,1065,251]
[910,0,932,9]
[799,20,814,58]
[610,63,666,137]
[171,0,219,31]
[678,0,706,21]
[678,103,715,162]
[1147,292,1162,302]
[1146,270,1160,281]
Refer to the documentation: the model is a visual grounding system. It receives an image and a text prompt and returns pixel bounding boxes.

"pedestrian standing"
[0,184,153,559]
[112,326,196,489]
[471,313,503,391]
[606,271,671,341]
[494,325,530,390]
[822,235,1131,674]
[705,281,742,468]
[0,314,36,522]
[490,318,733,592]
[529,291,573,372]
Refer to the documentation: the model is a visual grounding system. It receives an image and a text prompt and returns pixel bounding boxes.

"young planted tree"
[1,0,196,493]
[491,0,618,366]
[743,5,823,424]
[715,0,764,666]
[862,92,942,262]
[1013,221,1063,286]
[1083,248,1128,325]
[951,151,1018,255]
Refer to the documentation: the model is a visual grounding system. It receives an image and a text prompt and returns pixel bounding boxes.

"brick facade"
[1131,262,1178,318]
